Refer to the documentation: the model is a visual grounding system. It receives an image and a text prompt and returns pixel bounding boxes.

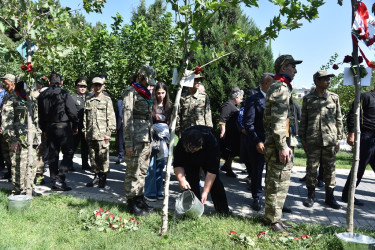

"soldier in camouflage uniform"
[83,77,116,188]
[0,74,16,181]
[123,65,156,216]
[1,77,39,195]
[177,74,213,135]
[263,55,302,233]
[299,70,343,209]
[71,77,91,171]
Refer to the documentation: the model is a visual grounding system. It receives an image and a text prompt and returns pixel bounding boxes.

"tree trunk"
[346,0,361,233]
[160,84,183,236]
[25,21,33,197]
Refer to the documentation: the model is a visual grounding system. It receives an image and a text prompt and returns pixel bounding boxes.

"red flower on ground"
[42,76,47,80]
[343,55,352,63]
[332,64,339,70]
[118,216,122,221]
[294,237,300,240]
[257,231,266,238]
[95,212,102,216]
[98,208,104,212]
[105,210,110,214]
[229,231,237,235]
[109,214,115,219]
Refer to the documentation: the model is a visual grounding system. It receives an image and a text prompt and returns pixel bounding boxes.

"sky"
[61,0,374,89]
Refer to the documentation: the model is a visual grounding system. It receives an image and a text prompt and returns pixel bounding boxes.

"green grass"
[294,148,355,169]
[1,190,374,249]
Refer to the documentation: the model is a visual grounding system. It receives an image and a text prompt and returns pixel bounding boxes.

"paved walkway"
[1,155,375,229]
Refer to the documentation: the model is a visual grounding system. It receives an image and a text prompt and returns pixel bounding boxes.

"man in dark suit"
[243,73,274,211]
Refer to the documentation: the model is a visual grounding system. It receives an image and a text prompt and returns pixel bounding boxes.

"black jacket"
[38,85,78,132]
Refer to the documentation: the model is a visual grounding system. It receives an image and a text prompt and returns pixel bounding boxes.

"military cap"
[313,70,335,82]
[75,77,88,86]
[92,77,105,85]
[274,54,302,73]
[138,65,156,86]
[0,74,16,83]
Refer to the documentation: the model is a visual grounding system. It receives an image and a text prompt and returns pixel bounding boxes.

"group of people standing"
[1,55,374,230]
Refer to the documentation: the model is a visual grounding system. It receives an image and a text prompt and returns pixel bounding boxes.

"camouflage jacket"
[263,80,295,150]
[83,93,116,141]
[1,91,37,146]
[177,90,213,133]
[71,92,90,130]
[298,90,343,146]
[122,86,152,146]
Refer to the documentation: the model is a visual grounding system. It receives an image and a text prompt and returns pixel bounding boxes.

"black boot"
[127,197,148,216]
[98,173,107,188]
[303,188,315,207]
[325,188,341,209]
[136,195,155,213]
[86,173,99,187]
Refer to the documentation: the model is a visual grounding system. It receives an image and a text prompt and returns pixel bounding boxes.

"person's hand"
[11,141,20,152]
[125,147,133,157]
[179,178,191,190]
[220,131,225,139]
[201,191,208,204]
[279,147,292,164]
[256,142,265,154]
[241,129,248,136]
[72,128,78,135]
[347,132,354,147]
[104,135,110,144]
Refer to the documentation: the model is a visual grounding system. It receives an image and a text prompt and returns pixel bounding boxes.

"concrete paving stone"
[1,157,375,230]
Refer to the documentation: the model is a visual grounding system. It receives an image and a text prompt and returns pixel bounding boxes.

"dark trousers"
[342,134,375,198]
[249,146,265,200]
[185,167,229,213]
[73,129,89,167]
[240,134,252,177]
[116,127,124,161]
[46,123,74,184]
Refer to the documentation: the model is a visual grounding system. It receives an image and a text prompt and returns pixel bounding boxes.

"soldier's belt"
[133,114,149,120]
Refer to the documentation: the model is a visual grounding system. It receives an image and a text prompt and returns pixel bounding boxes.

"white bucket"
[175,190,204,218]
[336,233,375,250]
[8,195,32,213]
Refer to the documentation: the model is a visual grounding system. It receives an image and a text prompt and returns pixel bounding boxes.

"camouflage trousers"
[87,140,110,173]
[9,145,37,195]
[306,145,336,189]
[35,136,47,175]
[264,145,293,224]
[124,142,151,199]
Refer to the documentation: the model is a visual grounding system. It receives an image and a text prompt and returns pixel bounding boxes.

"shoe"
[226,170,237,178]
[144,196,157,202]
[251,198,262,211]
[303,188,315,207]
[220,165,230,172]
[51,182,72,191]
[32,190,42,197]
[270,221,290,233]
[86,174,99,187]
[325,188,341,209]
[299,175,306,182]
[341,196,364,206]
[317,179,324,187]
[282,206,292,213]
[82,164,91,171]
[279,221,292,228]
[157,195,164,200]
[136,195,155,213]
[127,197,148,216]
[98,173,107,188]
[115,159,125,164]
